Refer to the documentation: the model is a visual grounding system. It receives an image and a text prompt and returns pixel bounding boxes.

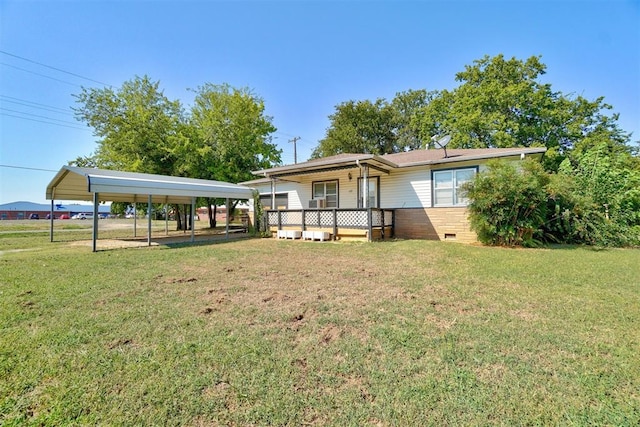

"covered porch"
[265,207,394,241]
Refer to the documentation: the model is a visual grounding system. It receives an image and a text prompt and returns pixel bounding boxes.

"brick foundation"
[394,207,476,243]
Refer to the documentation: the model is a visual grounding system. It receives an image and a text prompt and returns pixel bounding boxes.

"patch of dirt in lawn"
[151,241,449,342]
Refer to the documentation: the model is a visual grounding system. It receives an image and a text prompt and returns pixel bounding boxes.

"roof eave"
[396,147,547,168]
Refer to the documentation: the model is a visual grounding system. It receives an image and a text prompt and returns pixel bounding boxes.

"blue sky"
[1,0,639,205]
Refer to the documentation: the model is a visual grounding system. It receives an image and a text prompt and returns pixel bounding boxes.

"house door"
[358,176,379,208]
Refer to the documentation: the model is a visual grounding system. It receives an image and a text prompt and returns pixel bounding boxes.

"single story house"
[242,147,546,243]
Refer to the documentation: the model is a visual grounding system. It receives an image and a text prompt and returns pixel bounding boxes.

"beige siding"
[295,170,358,209]
[380,167,430,208]
[394,207,477,243]
[248,181,302,211]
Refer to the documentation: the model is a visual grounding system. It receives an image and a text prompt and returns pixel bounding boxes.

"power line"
[0,50,111,87]
[275,131,306,141]
[0,107,81,126]
[0,112,89,131]
[1,62,83,87]
[0,164,58,173]
[0,96,73,116]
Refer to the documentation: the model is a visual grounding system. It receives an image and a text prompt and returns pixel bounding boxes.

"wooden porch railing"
[264,208,395,241]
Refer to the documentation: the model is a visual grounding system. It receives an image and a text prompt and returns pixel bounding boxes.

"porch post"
[367,207,373,242]
[391,210,395,238]
[381,209,385,240]
[332,209,338,241]
[271,178,276,210]
[362,165,369,208]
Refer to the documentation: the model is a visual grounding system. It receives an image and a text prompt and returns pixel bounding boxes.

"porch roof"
[252,153,397,178]
[252,147,547,178]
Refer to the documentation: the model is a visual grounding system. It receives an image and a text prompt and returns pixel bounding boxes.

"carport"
[46,166,254,252]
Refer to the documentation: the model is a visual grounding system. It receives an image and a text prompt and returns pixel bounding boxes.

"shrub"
[464,159,549,247]
[547,143,640,247]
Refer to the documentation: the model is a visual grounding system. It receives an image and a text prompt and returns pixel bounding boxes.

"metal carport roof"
[47,166,254,203]
[46,166,255,251]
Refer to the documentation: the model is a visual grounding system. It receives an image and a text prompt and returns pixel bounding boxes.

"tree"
[414,55,632,170]
[312,99,396,158]
[74,76,191,227]
[311,90,432,158]
[188,83,281,227]
[391,89,435,151]
[73,75,188,175]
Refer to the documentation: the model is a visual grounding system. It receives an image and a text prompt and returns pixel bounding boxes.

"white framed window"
[432,167,477,207]
[312,180,338,208]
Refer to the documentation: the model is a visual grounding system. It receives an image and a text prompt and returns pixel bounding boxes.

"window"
[357,176,379,208]
[432,167,477,206]
[312,180,338,208]
[259,193,288,210]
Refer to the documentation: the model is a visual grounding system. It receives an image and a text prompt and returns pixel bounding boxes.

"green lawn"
[1,229,639,425]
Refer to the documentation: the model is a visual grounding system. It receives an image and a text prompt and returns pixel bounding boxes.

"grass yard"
[1,225,639,425]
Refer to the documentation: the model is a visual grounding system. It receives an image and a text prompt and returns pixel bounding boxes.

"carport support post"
[191,197,195,243]
[133,202,137,237]
[164,199,169,236]
[225,198,230,240]
[147,195,152,247]
[50,200,54,242]
[92,192,99,252]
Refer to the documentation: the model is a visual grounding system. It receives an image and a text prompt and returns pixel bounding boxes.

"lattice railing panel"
[267,211,279,225]
[336,210,368,228]
[384,210,393,225]
[370,210,383,227]
[267,209,394,230]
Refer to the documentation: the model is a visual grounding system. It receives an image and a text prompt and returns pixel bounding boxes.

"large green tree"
[414,55,632,170]
[73,75,187,175]
[312,99,396,158]
[311,89,431,158]
[188,83,281,226]
[73,78,281,230]
[188,83,280,183]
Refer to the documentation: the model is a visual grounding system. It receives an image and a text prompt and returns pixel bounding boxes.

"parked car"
[29,213,40,220]
[72,213,93,220]
[59,214,70,220]
[46,214,56,219]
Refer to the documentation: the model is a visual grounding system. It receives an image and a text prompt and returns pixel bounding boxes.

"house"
[242,147,546,242]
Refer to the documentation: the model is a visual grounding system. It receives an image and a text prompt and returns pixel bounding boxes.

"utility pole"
[289,136,300,164]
